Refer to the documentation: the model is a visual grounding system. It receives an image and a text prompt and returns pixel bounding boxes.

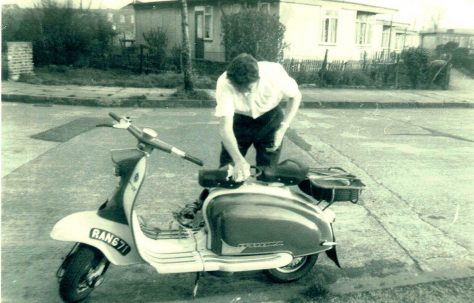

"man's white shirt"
[215,61,301,119]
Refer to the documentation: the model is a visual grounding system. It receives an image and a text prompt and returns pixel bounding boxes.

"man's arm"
[219,115,251,181]
[281,92,302,126]
[267,91,302,152]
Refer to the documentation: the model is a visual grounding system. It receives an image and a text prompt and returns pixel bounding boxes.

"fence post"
[139,45,144,74]
[363,51,367,71]
[395,54,400,88]
[319,49,328,85]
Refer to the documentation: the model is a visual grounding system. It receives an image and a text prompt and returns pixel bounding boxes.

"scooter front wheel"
[59,244,109,302]
[264,254,318,283]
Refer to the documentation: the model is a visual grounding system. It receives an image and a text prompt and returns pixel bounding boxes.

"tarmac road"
[1,103,473,302]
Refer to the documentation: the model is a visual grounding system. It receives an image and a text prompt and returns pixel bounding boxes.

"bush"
[292,70,320,85]
[340,70,373,86]
[451,47,474,77]
[143,28,168,70]
[401,48,429,88]
[222,9,286,61]
[435,42,474,77]
[2,1,115,67]
[168,44,183,72]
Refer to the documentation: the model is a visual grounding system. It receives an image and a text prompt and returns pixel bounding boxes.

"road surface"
[1,103,473,302]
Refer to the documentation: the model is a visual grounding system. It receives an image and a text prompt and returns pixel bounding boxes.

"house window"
[204,6,213,40]
[120,15,125,23]
[355,12,372,45]
[196,6,213,40]
[395,33,404,50]
[130,15,135,24]
[258,2,271,13]
[107,13,113,22]
[381,25,390,48]
[321,10,338,44]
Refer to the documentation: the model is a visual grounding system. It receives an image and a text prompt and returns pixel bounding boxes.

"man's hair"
[226,53,259,87]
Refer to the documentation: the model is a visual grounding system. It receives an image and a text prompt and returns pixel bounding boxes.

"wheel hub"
[277,256,306,273]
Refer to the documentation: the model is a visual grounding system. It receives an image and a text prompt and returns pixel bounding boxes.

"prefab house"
[133,0,399,62]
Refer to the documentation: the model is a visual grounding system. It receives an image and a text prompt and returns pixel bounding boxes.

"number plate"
[89,228,131,256]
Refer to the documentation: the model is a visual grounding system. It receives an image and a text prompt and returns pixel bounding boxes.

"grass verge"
[19,66,217,89]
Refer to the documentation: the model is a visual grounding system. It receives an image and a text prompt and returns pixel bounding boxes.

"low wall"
[6,42,34,81]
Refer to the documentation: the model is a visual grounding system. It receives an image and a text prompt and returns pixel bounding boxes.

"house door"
[195,11,204,59]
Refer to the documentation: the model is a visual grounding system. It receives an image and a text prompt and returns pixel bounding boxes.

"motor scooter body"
[204,184,336,257]
[129,180,337,274]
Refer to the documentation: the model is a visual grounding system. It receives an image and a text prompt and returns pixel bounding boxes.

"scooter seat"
[199,159,308,188]
[259,159,308,185]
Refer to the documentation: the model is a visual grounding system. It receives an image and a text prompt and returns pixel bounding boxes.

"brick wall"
[6,42,34,81]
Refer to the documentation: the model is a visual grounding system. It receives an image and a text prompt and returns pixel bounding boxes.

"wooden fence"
[282,58,396,73]
[93,47,450,89]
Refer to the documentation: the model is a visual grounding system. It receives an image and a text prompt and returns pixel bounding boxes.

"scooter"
[51,112,363,302]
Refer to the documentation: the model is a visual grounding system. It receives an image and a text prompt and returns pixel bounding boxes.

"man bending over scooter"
[177,53,302,227]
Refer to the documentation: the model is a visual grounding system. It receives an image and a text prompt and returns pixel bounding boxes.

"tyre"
[59,244,109,302]
[264,254,318,283]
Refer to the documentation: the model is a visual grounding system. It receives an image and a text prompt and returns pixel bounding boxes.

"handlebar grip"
[96,123,114,128]
[109,112,122,122]
[184,154,204,167]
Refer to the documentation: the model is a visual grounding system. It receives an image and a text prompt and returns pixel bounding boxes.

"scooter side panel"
[205,184,334,257]
[50,211,143,265]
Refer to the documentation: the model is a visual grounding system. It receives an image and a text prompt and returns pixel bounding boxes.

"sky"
[350,0,474,30]
[3,0,474,30]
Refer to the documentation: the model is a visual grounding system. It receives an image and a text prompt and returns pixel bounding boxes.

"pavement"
[1,69,473,108]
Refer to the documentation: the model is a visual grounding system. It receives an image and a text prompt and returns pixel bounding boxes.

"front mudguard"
[51,211,143,265]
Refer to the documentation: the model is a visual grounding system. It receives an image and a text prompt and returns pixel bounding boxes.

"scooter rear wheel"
[59,244,109,302]
[264,254,318,283]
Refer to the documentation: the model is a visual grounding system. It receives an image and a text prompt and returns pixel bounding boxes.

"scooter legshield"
[51,211,142,265]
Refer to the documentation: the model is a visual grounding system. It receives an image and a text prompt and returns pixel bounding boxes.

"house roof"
[285,1,396,14]
[420,28,474,36]
[134,0,397,14]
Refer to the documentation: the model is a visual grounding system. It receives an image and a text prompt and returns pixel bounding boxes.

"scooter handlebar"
[184,154,204,167]
[109,112,122,122]
[108,112,204,166]
[150,138,204,166]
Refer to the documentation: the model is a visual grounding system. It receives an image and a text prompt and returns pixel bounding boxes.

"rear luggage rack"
[299,167,365,210]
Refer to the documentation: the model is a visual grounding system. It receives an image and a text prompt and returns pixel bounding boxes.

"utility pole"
[180,0,194,92]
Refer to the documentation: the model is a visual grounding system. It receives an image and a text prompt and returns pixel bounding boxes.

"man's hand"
[266,124,288,152]
[233,160,251,182]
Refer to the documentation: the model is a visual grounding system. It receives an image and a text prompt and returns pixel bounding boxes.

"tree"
[222,9,287,61]
[179,0,194,91]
